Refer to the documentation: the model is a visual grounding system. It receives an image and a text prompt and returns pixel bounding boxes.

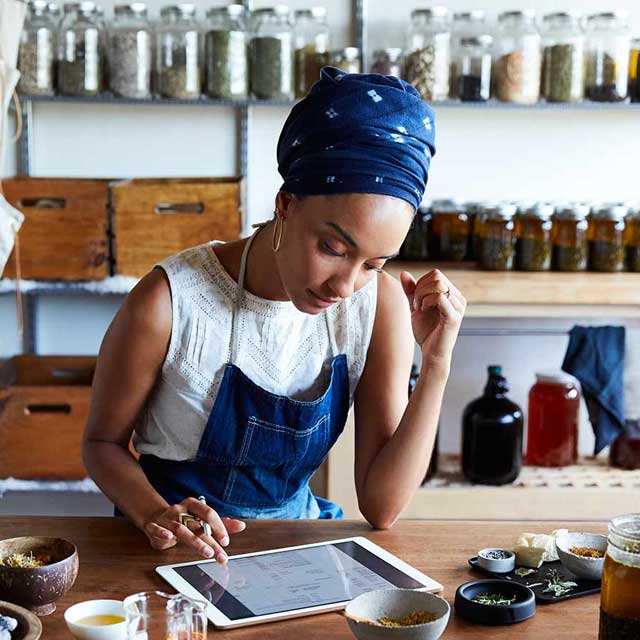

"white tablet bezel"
[156,536,443,629]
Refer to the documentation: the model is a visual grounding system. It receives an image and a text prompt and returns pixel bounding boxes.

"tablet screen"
[174,540,424,620]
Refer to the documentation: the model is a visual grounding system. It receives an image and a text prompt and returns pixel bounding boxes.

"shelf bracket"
[18,98,33,177]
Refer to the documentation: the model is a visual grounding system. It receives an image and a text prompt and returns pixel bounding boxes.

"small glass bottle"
[370,48,403,78]
[428,199,469,261]
[329,47,361,73]
[405,7,451,102]
[204,5,248,100]
[475,202,517,270]
[495,10,542,104]
[629,37,640,102]
[585,12,631,102]
[551,202,590,271]
[541,11,585,103]
[293,7,329,98]
[456,35,492,101]
[157,4,200,99]
[449,10,486,98]
[588,203,628,272]
[515,201,554,271]
[250,6,294,100]
[400,206,430,261]
[624,204,640,272]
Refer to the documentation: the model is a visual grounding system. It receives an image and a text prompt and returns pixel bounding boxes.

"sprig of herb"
[542,569,577,597]
[472,593,517,606]
[514,567,535,577]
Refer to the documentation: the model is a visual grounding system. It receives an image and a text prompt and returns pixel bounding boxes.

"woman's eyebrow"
[325,222,398,259]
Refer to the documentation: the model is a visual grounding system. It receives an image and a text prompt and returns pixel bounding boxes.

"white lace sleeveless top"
[133,241,378,461]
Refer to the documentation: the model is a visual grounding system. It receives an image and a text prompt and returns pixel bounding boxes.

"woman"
[83,67,465,565]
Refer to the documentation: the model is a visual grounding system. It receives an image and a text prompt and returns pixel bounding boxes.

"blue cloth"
[561,325,626,455]
[277,66,436,211]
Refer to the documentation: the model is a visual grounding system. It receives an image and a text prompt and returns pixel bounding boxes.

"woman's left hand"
[399,269,466,370]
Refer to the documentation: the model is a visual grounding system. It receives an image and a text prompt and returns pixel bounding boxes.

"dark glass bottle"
[462,365,523,485]
[409,364,439,483]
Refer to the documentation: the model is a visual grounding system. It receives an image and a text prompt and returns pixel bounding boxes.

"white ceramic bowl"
[555,532,607,581]
[345,589,450,640]
[64,599,126,640]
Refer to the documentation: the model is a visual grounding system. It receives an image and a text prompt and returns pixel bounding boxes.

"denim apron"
[136,227,348,519]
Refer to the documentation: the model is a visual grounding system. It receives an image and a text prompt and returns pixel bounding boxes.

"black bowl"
[454,579,536,626]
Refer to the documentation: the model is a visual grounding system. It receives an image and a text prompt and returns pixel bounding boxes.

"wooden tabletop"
[2,517,606,639]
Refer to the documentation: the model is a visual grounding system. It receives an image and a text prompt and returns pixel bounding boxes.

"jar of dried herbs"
[370,48,403,78]
[329,47,361,73]
[624,205,640,272]
[629,37,640,102]
[541,12,585,103]
[455,35,492,101]
[204,4,248,100]
[588,203,628,272]
[157,4,200,100]
[108,3,152,99]
[57,1,103,96]
[400,206,430,261]
[405,7,451,102]
[515,202,553,271]
[551,203,590,271]
[18,0,58,96]
[429,199,469,261]
[250,6,294,100]
[475,202,517,270]
[293,7,329,98]
[449,10,486,99]
[495,10,541,104]
[585,12,631,102]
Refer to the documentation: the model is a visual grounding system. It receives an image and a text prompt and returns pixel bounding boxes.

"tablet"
[156,536,443,629]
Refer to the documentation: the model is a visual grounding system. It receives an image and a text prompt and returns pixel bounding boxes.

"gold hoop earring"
[272,215,285,252]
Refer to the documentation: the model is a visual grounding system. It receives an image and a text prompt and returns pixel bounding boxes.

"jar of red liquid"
[526,371,580,467]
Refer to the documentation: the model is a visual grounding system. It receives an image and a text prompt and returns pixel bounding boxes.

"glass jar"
[599,514,640,640]
[428,199,469,261]
[18,0,58,96]
[475,202,517,270]
[371,48,403,77]
[464,200,483,260]
[405,7,450,102]
[329,47,360,74]
[551,203,590,271]
[541,12,585,103]
[526,371,580,467]
[588,203,628,272]
[456,35,492,101]
[495,10,542,104]
[293,7,329,98]
[515,201,553,271]
[400,206,430,260]
[108,3,152,99]
[585,12,631,102]
[204,5,248,100]
[57,1,103,96]
[157,4,200,99]
[610,421,640,470]
[449,10,486,98]
[250,6,294,100]
[624,205,640,272]
[462,365,523,485]
[629,37,640,102]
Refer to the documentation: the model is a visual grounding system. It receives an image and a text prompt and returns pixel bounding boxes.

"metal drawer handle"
[19,198,66,209]
[155,202,204,215]
[51,368,92,379]
[25,404,72,415]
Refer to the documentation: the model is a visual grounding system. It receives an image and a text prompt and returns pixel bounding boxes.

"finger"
[144,522,178,550]
[184,498,230,546]
[221,518,247,534]
[399,271,417,309]
[165,519,228,562]
[420,290,461,323]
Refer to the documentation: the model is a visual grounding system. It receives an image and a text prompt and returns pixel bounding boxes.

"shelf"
[0,276,138,296]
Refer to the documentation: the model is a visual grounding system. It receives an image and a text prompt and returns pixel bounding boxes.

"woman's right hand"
[142,497,246,563]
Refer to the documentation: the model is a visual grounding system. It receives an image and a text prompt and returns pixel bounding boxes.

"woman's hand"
[142,497,246,562]
[399,269,465,370]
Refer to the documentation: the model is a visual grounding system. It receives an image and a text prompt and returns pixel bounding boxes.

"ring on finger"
[425,288,451,298]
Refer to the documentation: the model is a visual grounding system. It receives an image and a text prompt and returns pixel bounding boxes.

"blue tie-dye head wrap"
[276,66,435,212]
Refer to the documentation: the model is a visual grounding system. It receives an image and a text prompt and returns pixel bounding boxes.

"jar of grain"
[293,7,329,98]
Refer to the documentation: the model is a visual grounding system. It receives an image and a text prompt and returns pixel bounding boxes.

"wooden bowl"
[0,537,79,616]
[0,600,42,639]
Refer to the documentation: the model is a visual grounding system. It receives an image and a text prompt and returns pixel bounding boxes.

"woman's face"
[274,192,414,314]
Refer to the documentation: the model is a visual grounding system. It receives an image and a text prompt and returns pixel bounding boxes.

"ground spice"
[542,43,583,102]
[250,36,293,99]
[205,30,247,99]
[569,546,605,558]
[377,611,437,626]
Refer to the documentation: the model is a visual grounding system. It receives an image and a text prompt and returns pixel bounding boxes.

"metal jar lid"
[253,5,290,18]
[517,201,555,220]
[334,46,360,61]
[535,370,579,386]
[373,47,403,62]
[480,201,517,220]
[460,34,493,48]
[553,202,591,221]
[587,10,628,23]
[590,202,629,222]
[206,4,245,19]
[294,7,327,20]
[78,1,96,14]
[431,198,465,214]
[453,10,485,22]
[160,3,196,18]
[499,9,536,22]
[411,7,449,20]
[115,3,147,16]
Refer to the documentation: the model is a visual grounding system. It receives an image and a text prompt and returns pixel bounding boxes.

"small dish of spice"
[555,532,607,581]
[477,548,516,574]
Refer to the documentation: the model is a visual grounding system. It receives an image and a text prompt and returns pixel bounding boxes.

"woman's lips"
[308,289,339,307]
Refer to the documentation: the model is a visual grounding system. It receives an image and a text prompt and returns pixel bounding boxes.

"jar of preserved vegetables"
[456,35,492,101]
[370,48,403,77]
[588,203,627,272]
[495,10,542,104]
[551,202,590,271]
[541,12,585,103]
[624,204,640,272]
[599,513,640,640]
[585,12,631,102]
[204,5,247,100]
[449,10,486,98]
[157,4,200,99]
[293,7,329,98]
[405,7,450,102]
[250,6,294,100]
[58,1,103,96]
[515,201,553,271]
[329,47,361,73]
[18,0,58,96]
[428,199,469,261]
[400,206,430,261]
[475,202,517,270]
[629,37,640,102]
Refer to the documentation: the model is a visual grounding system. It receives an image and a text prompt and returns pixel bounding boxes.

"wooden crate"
[2,178,110,280]
[111,177,243,277]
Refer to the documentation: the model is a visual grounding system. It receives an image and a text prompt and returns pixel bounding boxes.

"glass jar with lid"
[57,1,104,96]
[456,35,492,101]
[18,0,58,96]
[157,4,200,99]
[475,202,517,270]
[108,3,152,99]
[629,37,640,102]
[585,12,631,102]
[204,5,247,99]
[400,205,430,261]
[541,12,585,103]
[405,7,450,102]
[250,6,294,100]
[515,201,554,271]
[551,203,590,271]
[449,10,486,98]
[329,47,360,73]
[588,203,628,272]
[293,7,329,98]
[370,48,403,77]
[495,10,542,104]
[624,204,640,272]
[428,199,469,261]
[599,513,640,640]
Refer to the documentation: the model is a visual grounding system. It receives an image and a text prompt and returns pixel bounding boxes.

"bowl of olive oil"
[64,600,126,640]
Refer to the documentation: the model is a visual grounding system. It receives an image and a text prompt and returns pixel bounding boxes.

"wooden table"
[2,517,606,639]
